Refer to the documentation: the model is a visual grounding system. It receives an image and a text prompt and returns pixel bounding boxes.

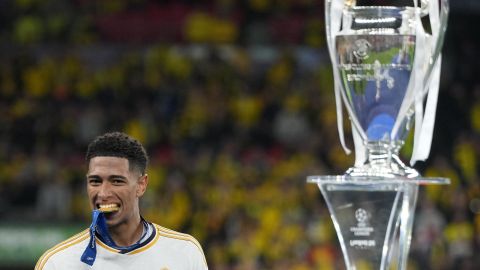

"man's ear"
[136,174,148,197]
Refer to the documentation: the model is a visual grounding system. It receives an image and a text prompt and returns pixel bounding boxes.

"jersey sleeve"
[35,255,56,270]
[189,241,208,270]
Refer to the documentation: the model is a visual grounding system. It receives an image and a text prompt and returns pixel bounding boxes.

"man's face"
[86,156,147,228]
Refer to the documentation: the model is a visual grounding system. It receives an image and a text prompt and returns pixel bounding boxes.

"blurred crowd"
[0,0,479,269]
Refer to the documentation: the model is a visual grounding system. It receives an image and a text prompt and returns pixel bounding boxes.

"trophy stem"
[366,141,400,169]
[347,141,420,178]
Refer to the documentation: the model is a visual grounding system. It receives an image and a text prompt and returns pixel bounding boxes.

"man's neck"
[108,216,144,247]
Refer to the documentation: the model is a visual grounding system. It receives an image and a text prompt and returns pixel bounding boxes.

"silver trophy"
[308,0,450,269]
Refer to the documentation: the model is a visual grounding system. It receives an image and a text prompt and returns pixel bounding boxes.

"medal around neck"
[308,1,450,269]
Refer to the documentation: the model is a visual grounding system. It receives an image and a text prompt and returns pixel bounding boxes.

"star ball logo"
[353,39,371,60]
[355,208,369,226]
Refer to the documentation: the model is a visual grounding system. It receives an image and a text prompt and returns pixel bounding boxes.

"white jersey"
[35,223,208,270]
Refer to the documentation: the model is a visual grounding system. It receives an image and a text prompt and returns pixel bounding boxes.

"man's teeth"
[98,204,120,212]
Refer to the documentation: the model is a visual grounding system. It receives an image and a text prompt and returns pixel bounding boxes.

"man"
[35,132,208,269]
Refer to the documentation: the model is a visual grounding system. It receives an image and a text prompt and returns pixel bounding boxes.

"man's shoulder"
[152,223,208,268]
[35,228,90,270]
[152,223,203,251]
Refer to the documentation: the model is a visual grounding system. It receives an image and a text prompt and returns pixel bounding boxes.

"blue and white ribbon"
[81,210,107,266]
[81,210,151,266]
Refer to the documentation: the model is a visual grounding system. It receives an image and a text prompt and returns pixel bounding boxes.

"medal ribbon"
[81,210,149,266]
[81,210,106,266]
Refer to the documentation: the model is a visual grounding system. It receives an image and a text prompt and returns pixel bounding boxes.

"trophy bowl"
[336,6,418,177]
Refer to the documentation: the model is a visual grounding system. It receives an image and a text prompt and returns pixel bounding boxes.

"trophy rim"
[345,5,426,17]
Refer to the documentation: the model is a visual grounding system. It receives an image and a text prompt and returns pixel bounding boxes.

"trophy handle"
[421,0,449,94]
[408,0,449,164]
[325,0,365,157]
[325,0,368,155]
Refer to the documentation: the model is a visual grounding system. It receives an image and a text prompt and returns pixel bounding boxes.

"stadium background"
[0,0,479,269]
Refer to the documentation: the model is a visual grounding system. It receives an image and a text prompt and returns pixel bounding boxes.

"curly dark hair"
[86,132,148,175]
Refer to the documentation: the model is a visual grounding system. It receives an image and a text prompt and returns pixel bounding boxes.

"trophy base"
[307,175,450,185]
[308,175,449,270]
[345,163,420,179]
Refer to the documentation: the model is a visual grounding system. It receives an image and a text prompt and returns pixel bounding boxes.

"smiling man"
[35,132,208,270]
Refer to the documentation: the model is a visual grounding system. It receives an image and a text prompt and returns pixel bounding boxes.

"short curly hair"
[86,132,148,175]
